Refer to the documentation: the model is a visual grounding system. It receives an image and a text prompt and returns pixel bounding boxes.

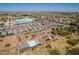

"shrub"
[46,44,52,49]
[0,35,5,38]
[49,49,60,55]
[66,48,79,55]
[66,39,79,46]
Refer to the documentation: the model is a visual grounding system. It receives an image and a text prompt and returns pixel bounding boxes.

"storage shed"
[16,40,40,50]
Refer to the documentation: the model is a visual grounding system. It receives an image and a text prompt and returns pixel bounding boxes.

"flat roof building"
[15,18,33,24]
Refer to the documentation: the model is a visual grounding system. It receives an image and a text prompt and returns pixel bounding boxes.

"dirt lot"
[0,31,79,55]
[20,33,79,55]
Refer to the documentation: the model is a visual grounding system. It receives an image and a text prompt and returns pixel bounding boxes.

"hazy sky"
[0,3,79,12]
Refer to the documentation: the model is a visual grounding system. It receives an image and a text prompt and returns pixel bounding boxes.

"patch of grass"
[66,48,79,55]
[66,39,79,46]
[49,49,60,55]
[0,35,5,38]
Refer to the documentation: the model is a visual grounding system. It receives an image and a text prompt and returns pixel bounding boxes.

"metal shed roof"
[16,40,40,50]
[27,40,40,47]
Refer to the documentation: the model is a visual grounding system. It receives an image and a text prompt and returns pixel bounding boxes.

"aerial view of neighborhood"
[0,3,79,55]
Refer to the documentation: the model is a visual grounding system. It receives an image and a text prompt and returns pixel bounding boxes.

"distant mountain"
[0,10,79,14]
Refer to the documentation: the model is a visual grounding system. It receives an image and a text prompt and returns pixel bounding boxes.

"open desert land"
[0,13,79,55]
[19,32,79,55]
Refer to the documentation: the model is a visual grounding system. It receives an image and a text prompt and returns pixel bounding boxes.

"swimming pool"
[15,18,33,24]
